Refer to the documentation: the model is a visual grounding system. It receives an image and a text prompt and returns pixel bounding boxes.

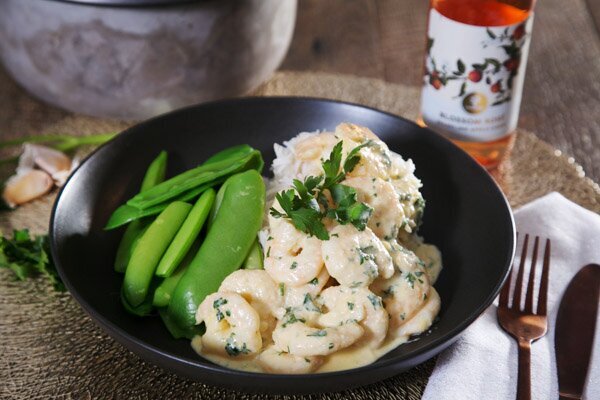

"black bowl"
[50,97,515,394]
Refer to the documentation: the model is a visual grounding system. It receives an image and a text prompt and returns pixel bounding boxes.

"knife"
[555,263,600,400]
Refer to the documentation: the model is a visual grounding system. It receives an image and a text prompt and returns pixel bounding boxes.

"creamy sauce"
[192,287,441,374]
[192,333,409,373]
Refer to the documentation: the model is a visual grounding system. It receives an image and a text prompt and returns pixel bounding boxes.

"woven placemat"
[1,69,599,400]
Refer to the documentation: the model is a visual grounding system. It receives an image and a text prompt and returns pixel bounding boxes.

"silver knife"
[555,263,600,400]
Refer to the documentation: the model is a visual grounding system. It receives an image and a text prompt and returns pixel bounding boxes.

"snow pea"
[123,201,192,307]
[242,239,264,270]
[114,151,167,272]
[155,188,215,277]
[167,170,265,330]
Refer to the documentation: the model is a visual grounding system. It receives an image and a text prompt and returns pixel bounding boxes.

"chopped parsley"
[400,312,406,320]
[308,277,319,285]
[350,281,363,288]
[282,307,306,328]
[357,245,376,264]
[381,286,395,298]
[329,343,335,349]
[279,282,285,297]
[303,293,321,313]
[347,302,355,310]
[290,261,298,270]
[405,272,417,289]
[224,334,250,357]
[213,297,228,321]
[307,330,327,337]
[367,294,382,309]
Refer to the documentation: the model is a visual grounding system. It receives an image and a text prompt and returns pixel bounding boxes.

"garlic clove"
[2,169,54,208]
[52,156,80,187]
[17,144,72,178]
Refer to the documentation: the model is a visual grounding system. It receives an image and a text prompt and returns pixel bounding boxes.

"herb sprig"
[0,229,65,292]
[270,141,373,240]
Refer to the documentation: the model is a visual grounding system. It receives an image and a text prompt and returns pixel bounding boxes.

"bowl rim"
[49,96,516,382]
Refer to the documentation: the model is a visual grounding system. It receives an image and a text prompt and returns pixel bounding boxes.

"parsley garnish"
[290,261,298,270]
[282,307,306,328]
[303,293,321,313]
[0,229,64,292]
[307,329,327,337]
[270,141,373,240]
[405,272,418,289]
[347,302,355,310]
[213,297,228,321]
[357,245,376,264]
[367,294,382,309]
[224,334,250,357]
[279,282,285,297]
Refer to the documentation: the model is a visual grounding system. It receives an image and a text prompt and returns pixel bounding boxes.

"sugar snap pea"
[114,151,168,272]
[155,188,215,277]
[167,170,265,330]
[153,263,187,307]
[105,146,262,229]
[123,201,192,307]
[242,239,264,270]
[127,147,262,209]
[105,182,217,230]
[202,144,254,165]
[153,238,200,308]
[207,179,229,228]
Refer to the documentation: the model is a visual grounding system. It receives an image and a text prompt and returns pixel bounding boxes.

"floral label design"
[420,9,533,142]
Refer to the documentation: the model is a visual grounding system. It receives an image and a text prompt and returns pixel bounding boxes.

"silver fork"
[497,234,551,400]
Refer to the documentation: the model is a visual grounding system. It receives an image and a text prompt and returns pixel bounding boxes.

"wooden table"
[282,0,600,182]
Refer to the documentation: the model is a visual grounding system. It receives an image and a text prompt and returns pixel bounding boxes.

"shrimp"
[264,208,325,287]
[292,132,341,179]
[343,176,406,240]
[270,266,331,328]
[371,251,431,334]
[218,270,282,340]
[397,231,443,284]
[318,286,389,348]
[335,123,394,181]
[272,310,364,357]
[396,287,441,338]
[257,345,323,374]
[195,292,262,358]
[322,224,394,288]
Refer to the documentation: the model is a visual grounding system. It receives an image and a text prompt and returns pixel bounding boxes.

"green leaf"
[457,59,465,73]
[485,58,501,73]
[289,208,329,240]
[486,28,497,39]
[322,141,344,187]
[0,229,65,292]
[459,82,467,97]
[343,141,371,174]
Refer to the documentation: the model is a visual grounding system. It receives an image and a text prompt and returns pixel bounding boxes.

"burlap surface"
[1,69,599,400]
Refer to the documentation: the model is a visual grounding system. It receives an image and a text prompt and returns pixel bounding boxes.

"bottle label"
[421,8,533,142]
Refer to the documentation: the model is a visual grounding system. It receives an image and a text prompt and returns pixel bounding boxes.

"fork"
[497,234,551,400]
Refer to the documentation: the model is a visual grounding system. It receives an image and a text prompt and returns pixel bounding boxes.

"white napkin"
[422,192,600,400]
